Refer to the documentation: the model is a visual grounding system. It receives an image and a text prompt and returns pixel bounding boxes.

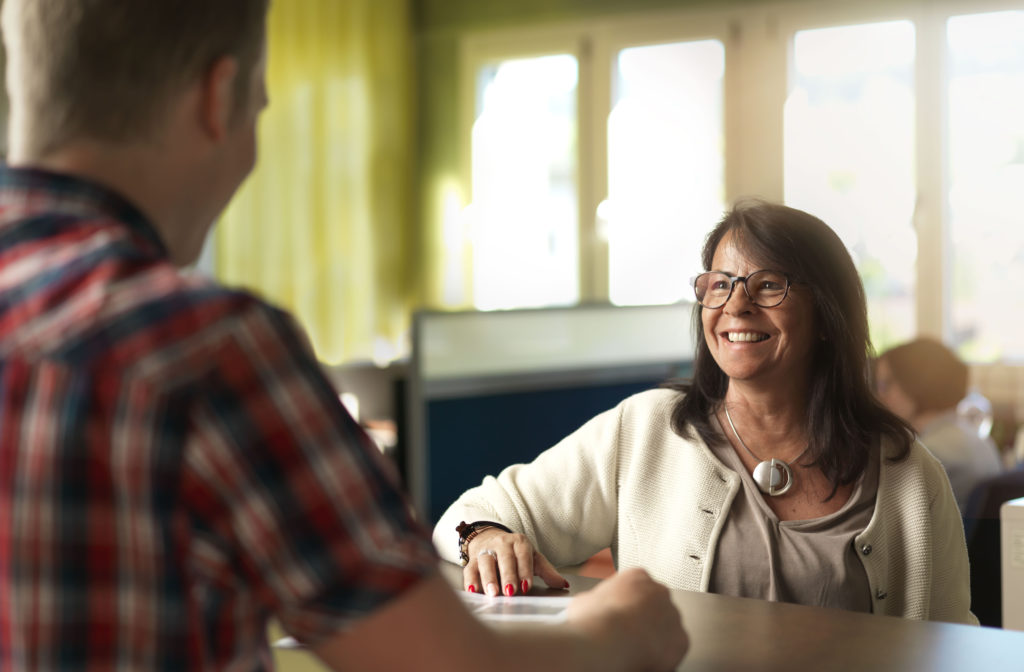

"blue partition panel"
[425,374,687,523]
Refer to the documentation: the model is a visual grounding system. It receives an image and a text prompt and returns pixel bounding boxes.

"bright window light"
[785,20,917,352]
[607,40,725,307]
[947,11,1024,362]
[469,55,579,311]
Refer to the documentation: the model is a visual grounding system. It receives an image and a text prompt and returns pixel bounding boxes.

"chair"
[962,468,1024,627]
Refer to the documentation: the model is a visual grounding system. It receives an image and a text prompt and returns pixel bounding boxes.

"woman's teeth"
[727,332,769,343]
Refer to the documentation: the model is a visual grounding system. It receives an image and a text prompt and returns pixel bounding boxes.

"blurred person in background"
[874,338,1003,514]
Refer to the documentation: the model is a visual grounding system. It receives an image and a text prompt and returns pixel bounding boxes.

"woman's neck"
[721,381,810,451]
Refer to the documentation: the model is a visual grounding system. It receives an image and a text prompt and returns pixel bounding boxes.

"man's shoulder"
[104,270,299,358]
[27,261,299,376]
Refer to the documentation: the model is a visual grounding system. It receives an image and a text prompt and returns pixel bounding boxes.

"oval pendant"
[752,458,794,496]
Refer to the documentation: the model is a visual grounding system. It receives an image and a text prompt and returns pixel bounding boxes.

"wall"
[415,0,734,31]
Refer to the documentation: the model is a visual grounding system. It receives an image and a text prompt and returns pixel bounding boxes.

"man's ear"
[199,56,239,141]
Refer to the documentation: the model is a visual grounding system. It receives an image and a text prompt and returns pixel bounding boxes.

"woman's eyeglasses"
[692,270,791,309]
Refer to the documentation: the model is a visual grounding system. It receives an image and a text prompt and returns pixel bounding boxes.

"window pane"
[948,12,1024,362]
[470,55,579,310]
[608,40,725,306]
[785,21,916,352]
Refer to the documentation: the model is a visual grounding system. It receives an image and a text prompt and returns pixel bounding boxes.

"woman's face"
[702,231,819,389]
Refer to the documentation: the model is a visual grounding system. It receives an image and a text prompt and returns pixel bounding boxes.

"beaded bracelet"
[456,520,512,566]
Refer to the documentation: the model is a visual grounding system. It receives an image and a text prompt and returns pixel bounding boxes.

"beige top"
[708,424,878,612]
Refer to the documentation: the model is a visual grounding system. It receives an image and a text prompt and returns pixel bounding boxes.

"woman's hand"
[463,527,569,596]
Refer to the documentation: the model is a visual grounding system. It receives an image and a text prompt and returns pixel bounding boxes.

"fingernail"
[521,579,530,594]
[504,583,515,597]
[486,582,498,597]
[563,580,571,589]
[467,584,477,593]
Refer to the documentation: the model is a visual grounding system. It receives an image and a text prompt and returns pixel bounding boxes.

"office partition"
[406,303,695,522]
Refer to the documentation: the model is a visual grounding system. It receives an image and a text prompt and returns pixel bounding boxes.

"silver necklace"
[723,405,810,497]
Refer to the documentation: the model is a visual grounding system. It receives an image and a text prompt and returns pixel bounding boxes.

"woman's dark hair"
[877,338,968,414]
[667,200,913,497]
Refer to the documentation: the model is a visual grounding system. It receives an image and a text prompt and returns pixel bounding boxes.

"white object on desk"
[1002,497,1024,631]
[458,590,571,623]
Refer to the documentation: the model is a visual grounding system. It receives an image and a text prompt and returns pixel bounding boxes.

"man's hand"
[568,568,689,671]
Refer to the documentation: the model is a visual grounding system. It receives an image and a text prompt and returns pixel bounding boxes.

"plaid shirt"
[0,167,437,670]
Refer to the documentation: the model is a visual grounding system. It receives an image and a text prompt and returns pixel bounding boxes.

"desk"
[438,563,1024,672]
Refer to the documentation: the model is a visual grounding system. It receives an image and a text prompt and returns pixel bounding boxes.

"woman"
[874,338,1003,514]
[434,200,975,624]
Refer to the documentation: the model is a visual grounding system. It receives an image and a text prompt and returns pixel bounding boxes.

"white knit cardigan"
[433,389,977,624]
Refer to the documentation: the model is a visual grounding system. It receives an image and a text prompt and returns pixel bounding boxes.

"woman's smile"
[723,330,770,343]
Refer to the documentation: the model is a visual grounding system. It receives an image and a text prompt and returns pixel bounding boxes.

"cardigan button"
[860,544,872,556]
[876,589,887,600]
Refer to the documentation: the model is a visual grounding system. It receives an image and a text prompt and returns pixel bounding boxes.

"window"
[470,55,580,310]
[785,20,917,351]
[947,10,1024,361]
[608,40,725,306]
[462,19,729,312]
[457,2,1024,363]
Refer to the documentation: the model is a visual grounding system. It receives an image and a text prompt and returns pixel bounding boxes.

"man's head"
[2,0,270,265]
[875,338,968,422]
[2,0,269,160]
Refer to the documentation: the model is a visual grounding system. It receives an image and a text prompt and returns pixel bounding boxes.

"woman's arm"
[433,400,627,569]
[927,461,979,625]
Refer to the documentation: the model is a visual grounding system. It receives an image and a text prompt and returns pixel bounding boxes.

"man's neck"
[8,140,201,266]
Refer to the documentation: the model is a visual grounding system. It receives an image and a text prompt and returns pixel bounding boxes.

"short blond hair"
[2,0,269,158]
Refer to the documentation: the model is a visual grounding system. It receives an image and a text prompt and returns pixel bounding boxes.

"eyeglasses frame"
[692,269,792,309]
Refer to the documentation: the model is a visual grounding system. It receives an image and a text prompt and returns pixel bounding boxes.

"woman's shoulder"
[618,387,684,416]
[611,387,705,449]
[881,433,954,491]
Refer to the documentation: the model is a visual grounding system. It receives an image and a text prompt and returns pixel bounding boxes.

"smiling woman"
[432,199,977,626]
[674,202,898,501]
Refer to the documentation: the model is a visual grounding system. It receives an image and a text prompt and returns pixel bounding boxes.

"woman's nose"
[723,280,755,314]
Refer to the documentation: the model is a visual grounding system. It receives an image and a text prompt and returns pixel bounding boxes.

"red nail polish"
[521,579,529,594]
[563,580,571,589]
[504,583,515,597]
[467,584,477,593]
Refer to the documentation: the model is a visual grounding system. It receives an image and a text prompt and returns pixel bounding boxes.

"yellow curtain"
[216,0,414,365]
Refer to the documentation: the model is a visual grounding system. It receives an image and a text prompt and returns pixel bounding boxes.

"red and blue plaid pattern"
[0,167,436,670]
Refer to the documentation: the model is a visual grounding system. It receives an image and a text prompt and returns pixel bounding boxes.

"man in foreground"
[0,1,687,670]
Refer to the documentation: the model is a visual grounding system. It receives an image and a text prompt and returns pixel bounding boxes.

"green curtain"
[216,0,415,365]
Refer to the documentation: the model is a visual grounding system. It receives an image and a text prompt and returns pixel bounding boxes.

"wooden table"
[439,562,1024,672]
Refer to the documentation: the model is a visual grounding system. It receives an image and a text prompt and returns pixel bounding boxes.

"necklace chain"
[722,405,811,465]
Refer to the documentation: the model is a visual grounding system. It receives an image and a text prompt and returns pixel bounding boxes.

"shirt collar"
[0,164,170,258]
